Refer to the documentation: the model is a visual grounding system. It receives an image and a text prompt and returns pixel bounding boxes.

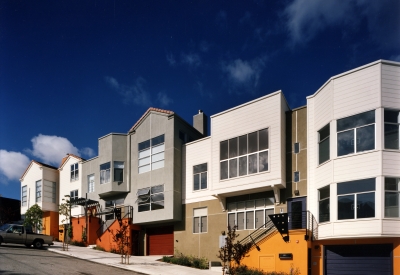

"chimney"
[193,110,208,136]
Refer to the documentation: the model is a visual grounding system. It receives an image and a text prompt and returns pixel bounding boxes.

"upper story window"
[337,110,375,157]
[318,186,330,223]
[384,177,399,218]
[294,142,300,154]
[337,178,375,220]
[114,161,124,182]
[88,174,95,193]
[100,162,110,184]
[138,135,165,174]
[22,185,27,206]
[384,109,400,150]
[70,189,78,201]
[294,171,300,182]
[193,163,207,191]
[318,124,330,164]
[193,207,208,233]
[35,180,42,203]
[220,129,269,180]
[137,184,164,212]
[70,163,79,181]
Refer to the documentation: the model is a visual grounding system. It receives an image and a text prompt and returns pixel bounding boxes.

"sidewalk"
[48,242,221,275]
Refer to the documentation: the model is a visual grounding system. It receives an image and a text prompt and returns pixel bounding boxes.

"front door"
[288,197,306,229]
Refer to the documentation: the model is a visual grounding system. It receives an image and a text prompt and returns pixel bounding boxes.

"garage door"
[147,226,173,255]
[325,244,392,275]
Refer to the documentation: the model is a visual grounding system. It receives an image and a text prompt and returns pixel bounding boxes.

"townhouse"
[19,59,400,274]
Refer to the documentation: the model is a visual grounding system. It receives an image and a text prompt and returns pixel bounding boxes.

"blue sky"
[1,0,399,200]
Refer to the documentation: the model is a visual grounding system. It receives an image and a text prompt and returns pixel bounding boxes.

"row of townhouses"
[20,60,400,275]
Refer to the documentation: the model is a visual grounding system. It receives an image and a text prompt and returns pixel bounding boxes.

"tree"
[110,220,131,264]
[59,195,72,251]
[217,225,252,275]
[23,204,43,232]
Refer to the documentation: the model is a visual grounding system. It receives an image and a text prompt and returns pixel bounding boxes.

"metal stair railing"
[238,220,276,250]
[96,205,133,239]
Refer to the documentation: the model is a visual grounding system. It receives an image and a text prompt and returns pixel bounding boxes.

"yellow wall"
[42,211,59,240]
[241,230,309,274]
[311,237,400,275]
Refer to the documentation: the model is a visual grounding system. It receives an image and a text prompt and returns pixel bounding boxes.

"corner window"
[138,135,165,174]
[337,178,375,220]
[100,162,111,184]
[114,161,124,182]
[22,186,27,206]
[384,177,400,218]
[294,142,300,154]
[70,189,78,201]
[337,111,375,156]
[193,163,207,191]
[88,174,95,193]
[318,186,330,222]
[384,109,400,150]
[70,163,79,181]
[318,124,330,164]
[220,128,269,180]
[193,207,207,233]
[36,180,42,203]
[137,184,164,212]
[227,197,274,230]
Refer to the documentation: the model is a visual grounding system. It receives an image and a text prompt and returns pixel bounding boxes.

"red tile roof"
[128,107,174,133]
[58,153,85,169]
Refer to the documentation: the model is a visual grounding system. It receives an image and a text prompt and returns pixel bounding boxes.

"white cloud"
[0,150,30,184]
[80,147,96,158]
[222,56,267,93]
[157,92,173,107]
[284,0,400,48]
[105,76,152,106]
[26,134,79,166]
[166,53,176,66]
[181,53,201,68]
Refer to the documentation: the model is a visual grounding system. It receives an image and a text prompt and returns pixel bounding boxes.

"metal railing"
[95,205,133,239]
[238,219,276,250]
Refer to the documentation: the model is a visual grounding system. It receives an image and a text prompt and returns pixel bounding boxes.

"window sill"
[193,188,208,192]
[334,217,378,223]
[383,149,400,152]
[335,149,378,160]
[219,170,270,182]
[316,159,332,168]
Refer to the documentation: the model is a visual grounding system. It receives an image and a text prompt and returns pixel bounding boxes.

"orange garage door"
[147,226,173,255]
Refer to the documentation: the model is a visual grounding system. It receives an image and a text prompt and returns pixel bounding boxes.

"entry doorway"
[287,197,306,229]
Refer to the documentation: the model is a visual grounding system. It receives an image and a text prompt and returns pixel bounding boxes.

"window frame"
[193,208,208,234]
[137,184,164,212]
[22,185,27,206]
[384,177,400,218]
[100,162,111,184]
[337,110,376,157]
[87,174,95,193]
[193,163,208,191]
[138,135,165,174]
[220,128,269,181]
[294,142,300,154]
[384,109,400,150]
[70,163,79,181]
[318,186,330,223]
[70,189,78,201]
[113,161,124,182]
[35,180,42,203]
[294,171,300,182]
[318,124,330,165]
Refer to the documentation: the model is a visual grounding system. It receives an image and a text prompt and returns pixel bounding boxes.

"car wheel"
[33,240,43,249]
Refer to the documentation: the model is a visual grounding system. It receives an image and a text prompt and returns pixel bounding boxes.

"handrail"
[238,220,276,249]
[96,205,133,239]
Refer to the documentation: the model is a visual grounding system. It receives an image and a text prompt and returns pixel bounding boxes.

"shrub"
[229,265,301,275]
[92,245,106,251]
[161,252,208,269]
[69,240,86,247]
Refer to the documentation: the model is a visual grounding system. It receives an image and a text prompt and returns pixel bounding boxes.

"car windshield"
[0,224,11,231]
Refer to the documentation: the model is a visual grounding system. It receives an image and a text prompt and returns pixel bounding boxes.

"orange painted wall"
[311,237,400,275]
[241,230,309,274]
[68,216,101,245]
[96,219,140,254]
[42,211,59,240]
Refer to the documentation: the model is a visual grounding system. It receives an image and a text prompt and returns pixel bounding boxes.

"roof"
[128,107,174,133]
[20,160,58,181]
[59,153,86,169]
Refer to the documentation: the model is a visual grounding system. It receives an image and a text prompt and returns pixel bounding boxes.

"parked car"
[0,224,54,248]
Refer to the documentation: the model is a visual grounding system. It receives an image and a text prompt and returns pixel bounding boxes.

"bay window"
[318,124,330,164]
[385,177,400,218]
[384,109,400,150]
[318,186,330,222]
[100,162,110,184]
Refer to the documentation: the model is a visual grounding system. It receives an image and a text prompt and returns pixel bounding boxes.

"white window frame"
[100,162,110,184]
[22,185,27,206]
[113,161,124,182]
[384,109,400,150]
[384,177,400,218]
[70,189,78,201]
[88,174,95,193]
[318,124,330,165]
[193,163,208,191]
[35,180,42,203]
[70,163,79,181]
[138,135,165,174]
[193,208,208,234]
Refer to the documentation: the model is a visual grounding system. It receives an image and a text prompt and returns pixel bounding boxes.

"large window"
[35,180,42,203]
[384,109,400,150]
[88,174,95,193]
[100,162,110,184]
[193,163,207,191]
[114,161,124,182]
[43,181,56,203]
[337,178,375,220]
[227,198,274,230]
[318,124,330,164]
[319,186,330,222]
[385,177,400,218]
[137,184,164,212]
[138,135,165,174]
[337,110,375,156]
[193,207,207,233]
[70,163,79,181]
[22,186,27,206]
[220,129,269,180]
